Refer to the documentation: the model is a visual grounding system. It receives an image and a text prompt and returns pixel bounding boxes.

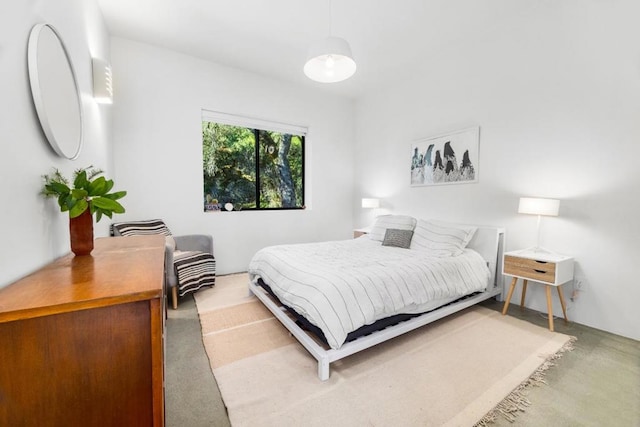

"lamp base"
[520,246,558,256]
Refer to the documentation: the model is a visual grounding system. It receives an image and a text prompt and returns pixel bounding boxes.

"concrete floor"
[165,294,640,426]
[482,299,640,427]
[165,296,230,427]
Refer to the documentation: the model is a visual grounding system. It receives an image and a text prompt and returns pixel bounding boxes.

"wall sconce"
[361,198,380,209]
[518,197,560,252]
[92,58,112,104]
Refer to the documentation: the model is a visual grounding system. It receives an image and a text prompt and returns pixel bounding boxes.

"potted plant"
[41,166,127,255]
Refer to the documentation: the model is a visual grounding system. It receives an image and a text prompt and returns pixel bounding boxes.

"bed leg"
[318,358,330,381]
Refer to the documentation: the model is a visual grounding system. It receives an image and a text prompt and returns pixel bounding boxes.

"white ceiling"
[97,0,547,99]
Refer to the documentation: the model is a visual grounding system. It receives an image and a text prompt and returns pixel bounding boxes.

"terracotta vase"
[69,208,94,256]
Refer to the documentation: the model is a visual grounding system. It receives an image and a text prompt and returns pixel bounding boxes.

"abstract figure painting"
[411,127,479,186]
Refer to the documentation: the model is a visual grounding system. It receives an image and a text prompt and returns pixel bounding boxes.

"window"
[202,112,306,211]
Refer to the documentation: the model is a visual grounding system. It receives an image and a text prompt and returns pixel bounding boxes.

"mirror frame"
[27,23,84,160]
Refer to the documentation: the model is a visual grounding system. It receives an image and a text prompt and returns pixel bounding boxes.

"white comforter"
[248,237,491,349]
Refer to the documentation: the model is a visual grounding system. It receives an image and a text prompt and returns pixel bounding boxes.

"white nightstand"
[501,249,574,331]
[353,228,370,239]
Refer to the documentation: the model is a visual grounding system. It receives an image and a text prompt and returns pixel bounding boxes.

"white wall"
[110,38,355,275]
[354,0,640,340]
[5,1,636,341]
[0,0,112,288]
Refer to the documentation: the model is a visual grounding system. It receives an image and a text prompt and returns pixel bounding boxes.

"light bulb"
[326,55,335,69]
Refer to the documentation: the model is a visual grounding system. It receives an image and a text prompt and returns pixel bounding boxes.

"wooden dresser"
[0,235,166,426]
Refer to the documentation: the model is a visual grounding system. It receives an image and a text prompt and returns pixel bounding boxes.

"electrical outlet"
[574,277,587,291]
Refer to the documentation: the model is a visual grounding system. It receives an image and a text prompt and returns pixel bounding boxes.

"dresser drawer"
[504,255,556,283]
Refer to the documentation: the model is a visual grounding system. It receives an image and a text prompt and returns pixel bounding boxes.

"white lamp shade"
[92,58,112,104]
[361,198,380,208]
[518,197,560,216]
[304,36,356,83]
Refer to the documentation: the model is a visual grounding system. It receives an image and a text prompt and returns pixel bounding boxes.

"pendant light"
[304,0,356,83]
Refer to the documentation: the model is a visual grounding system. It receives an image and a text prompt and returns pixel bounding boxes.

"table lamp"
[361,198,380,209]
[518,197,560,252]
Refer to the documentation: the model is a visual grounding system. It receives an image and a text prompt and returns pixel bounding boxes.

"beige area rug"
[195,273,574,427]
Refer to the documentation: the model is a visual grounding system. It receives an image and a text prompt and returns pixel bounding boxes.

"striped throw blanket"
[173,251,216,297]
[111,219,172,236]
[111,219,215,297]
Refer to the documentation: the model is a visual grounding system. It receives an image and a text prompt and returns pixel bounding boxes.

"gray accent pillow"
[382,228,414,249]
[369,215,417,241]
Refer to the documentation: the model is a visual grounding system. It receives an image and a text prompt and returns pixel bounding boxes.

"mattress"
[248,237,491,350]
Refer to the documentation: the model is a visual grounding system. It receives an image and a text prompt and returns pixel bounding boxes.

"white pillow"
[410,219,477,256]
[369,215,417,241]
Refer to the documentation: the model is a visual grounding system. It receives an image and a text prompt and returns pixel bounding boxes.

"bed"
[248,216,505,380]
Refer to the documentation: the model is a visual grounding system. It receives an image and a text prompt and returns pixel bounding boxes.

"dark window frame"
[203,120,306,211]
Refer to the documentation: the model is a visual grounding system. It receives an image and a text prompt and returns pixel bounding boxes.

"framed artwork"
[410,126,479,186]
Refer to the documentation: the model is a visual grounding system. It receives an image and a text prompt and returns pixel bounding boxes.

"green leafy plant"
[41,166,127,222]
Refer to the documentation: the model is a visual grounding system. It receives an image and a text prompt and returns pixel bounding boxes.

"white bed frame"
[248,225,505,381]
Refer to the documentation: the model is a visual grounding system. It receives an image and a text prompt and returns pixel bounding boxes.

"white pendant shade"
[304,36,356,83]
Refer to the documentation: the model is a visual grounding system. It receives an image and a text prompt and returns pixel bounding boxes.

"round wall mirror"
[28,23,84,160]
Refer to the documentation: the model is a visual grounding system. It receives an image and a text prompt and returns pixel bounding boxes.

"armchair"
[111,220,214,309]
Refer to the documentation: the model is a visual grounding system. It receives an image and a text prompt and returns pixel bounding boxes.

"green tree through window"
[203,121,305,211]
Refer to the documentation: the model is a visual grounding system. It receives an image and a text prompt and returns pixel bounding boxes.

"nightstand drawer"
[504,255,556,283]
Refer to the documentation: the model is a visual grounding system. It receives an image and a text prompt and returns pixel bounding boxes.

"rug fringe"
[474,336,576,426]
